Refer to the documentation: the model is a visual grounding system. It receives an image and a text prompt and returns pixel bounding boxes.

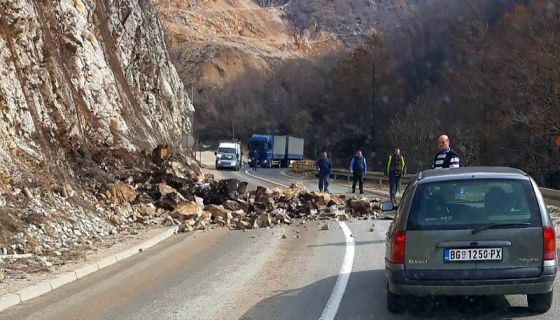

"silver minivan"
[383,167,557,314]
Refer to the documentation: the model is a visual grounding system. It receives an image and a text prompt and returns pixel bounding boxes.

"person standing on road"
[433,134,460,169]
[349,150,367,194]
[250,150,258,171]
[316,151,332,193]
[386,147,406,204]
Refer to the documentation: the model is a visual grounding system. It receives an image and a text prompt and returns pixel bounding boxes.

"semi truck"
[248,134,304,168]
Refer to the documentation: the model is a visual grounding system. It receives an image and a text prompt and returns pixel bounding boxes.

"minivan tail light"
[391,231,406,264]
[543,226,556,261]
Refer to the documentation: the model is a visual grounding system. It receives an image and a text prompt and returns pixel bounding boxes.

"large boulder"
[349,198,372,214]
[223,200,243,211]
[106,183,138,204]
[199,179,249,205]
[171,201,203,220]
[236,219,253,230]
[152,144,171,165]
[255,213,272,228]
[205,204,232,223]
[151,183,177,199]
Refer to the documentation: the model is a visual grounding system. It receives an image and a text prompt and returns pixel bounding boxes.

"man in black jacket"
[433,135,460,169]
[386,147,406,204]
[349,150,367,194]
[316,151,332,193]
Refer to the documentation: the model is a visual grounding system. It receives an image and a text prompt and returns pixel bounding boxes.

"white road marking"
[244,169,289,188]
[319,221,355,320]
[280,170,291,177]
[244,168,356,320]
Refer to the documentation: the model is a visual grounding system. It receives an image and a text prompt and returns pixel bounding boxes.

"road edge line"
[319,221,355,320]
[244,169,289,188]
[0,226,178,313]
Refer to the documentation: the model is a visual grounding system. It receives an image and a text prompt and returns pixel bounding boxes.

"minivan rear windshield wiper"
[471,223,531,235]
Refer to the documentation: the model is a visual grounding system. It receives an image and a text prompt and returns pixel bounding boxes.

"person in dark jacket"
[250,150,258,171]
[349,150,367,194]
[433,134,460,169]
[316,151,332,193]
[386,147,406,204]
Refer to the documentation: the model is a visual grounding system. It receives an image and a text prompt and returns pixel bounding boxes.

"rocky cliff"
[0,0,195,266]
[0,0,193,186]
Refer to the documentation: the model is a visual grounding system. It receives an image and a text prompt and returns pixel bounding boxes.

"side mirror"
[380,201,395,212]
[214,151,217,156]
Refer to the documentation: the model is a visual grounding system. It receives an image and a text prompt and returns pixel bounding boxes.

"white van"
[215,141,242,171]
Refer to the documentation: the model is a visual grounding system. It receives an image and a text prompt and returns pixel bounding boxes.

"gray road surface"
[1,166,558,319]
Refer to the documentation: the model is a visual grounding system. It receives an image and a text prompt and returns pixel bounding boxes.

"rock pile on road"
[0,143,383,280]
[99,157,383,233]
[163,180,382,232]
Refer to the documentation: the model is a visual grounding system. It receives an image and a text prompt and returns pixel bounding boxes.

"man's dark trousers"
[352,174,364,194]
[319,174,330,192]
[389,174,401,202]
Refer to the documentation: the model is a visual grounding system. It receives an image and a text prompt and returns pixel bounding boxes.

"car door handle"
[436,240,512,248]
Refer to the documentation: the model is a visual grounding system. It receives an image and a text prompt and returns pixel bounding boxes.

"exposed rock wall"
[253,0,290,7]
[0,0,193,184]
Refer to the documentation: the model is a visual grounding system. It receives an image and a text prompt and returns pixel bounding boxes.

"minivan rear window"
[406,179,541,230]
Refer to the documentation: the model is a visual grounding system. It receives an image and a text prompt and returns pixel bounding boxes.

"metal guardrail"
[330,169,414,189]
[541,188,560,207]
[328,169,560,207]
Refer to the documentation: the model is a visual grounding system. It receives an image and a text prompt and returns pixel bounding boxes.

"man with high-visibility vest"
[386,147,406,204]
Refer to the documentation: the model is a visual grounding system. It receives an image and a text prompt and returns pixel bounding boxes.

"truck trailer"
[248,134,304,168]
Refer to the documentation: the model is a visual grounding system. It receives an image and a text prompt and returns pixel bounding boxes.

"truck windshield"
[217,147,236,154]
[406,179,541,231]
[249,141,266,151]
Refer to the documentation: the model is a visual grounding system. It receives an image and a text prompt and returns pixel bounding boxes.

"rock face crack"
[94,0,151,148]
[0,6,66,183]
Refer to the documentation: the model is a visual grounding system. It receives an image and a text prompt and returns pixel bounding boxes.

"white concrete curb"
[0,226,178,313]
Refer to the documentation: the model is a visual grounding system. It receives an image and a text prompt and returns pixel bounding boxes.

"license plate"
[444,248,502,262]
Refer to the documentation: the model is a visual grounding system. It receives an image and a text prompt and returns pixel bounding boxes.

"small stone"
[281,234,287,239]
[321,224,330,231]
[337,213,351,221]
[23,187,34,199]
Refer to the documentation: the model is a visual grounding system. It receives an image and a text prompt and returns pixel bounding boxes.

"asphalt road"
[1,166,558,320]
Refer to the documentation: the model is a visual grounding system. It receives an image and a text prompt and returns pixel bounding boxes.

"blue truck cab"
[248,134,275,168]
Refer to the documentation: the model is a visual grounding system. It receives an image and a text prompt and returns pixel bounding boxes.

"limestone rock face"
[0,0,194,183]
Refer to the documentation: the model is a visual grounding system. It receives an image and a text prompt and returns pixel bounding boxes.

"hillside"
[153,0,520,149]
